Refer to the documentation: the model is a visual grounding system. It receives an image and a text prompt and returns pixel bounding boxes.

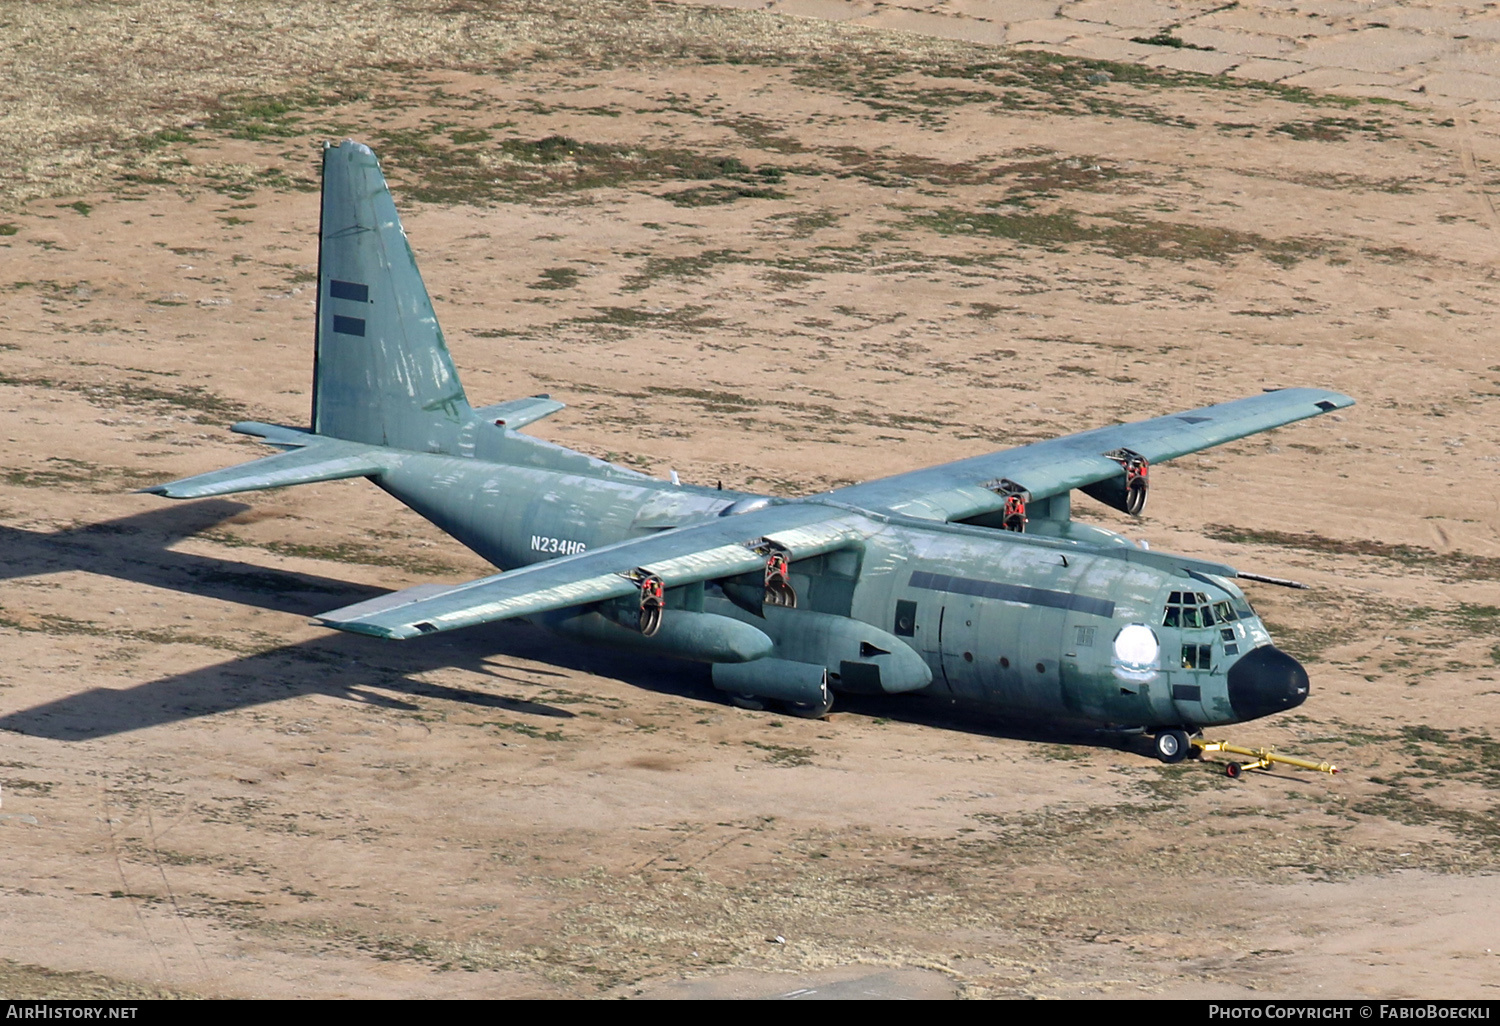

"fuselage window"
[1181,643,1213,670]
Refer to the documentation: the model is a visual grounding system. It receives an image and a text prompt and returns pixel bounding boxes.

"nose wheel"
[1153,728,1192,764]
[780,692,835,719]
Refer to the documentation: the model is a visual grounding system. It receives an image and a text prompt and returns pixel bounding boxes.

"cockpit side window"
[1181,643,1213,670]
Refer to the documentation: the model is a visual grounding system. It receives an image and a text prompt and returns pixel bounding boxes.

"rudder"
[314,140,470,451]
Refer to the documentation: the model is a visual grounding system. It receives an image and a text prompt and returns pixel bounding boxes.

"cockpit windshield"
[1162,591,1234,629]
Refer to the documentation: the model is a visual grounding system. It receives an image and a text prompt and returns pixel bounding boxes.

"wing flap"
[319,570,644,639]
[830,388,1353,522]
[316,503,872,639]
[140,438,388,498]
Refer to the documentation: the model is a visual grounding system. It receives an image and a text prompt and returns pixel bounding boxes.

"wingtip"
[136,483,214,499]
[1314,391,1356,412]
[314,616,414,640]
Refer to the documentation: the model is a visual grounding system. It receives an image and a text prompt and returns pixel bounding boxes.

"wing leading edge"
[825,387,1354,522]
[315,503,873,639]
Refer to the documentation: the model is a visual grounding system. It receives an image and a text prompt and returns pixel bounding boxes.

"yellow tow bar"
[1191,738,1340,779]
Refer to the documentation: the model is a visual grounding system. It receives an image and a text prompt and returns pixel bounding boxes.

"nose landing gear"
[1152,728,1192,764]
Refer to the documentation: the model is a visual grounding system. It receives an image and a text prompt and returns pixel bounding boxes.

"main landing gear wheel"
[780,693,834,719]
[1153,729,1191,764]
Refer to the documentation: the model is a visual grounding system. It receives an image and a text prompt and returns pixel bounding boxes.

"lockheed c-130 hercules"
[145,140,1353,765]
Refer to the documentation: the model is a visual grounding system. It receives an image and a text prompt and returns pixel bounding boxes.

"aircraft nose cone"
[1228,645,1309,721]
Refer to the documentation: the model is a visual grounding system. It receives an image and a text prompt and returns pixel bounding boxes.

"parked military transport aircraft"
[145,140,1353,763]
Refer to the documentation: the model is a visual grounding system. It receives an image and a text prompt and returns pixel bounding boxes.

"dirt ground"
[684,0,1500,110]
[2,0,1499,1000]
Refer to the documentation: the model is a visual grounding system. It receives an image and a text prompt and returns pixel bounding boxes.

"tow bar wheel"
[1154,729,1191,764]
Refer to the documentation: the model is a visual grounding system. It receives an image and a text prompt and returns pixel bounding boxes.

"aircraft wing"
[824,387,1354,522]
[315,503,872,639]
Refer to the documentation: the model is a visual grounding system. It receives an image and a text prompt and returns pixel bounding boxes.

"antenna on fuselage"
[1237,571,1309,590]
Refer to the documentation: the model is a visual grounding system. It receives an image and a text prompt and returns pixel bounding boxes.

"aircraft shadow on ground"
[0,500,1146,758]
[828,690,1155,759]
[0,499,386,618]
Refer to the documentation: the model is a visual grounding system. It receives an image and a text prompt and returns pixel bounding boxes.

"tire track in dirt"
[628,820,761,875]
[100,786,171,980]
[144,801,213,981]
[1459,136,1500,257]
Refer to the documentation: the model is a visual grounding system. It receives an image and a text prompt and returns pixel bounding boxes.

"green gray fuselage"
[373,427,1290,732]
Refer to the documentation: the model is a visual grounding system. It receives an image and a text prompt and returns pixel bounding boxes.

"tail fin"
[313,140,471,451]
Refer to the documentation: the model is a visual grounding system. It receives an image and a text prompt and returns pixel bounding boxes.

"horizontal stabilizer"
[230,421,316,449]
[140,438,388,499]
[316,502,872,639]
[472,395,566,431]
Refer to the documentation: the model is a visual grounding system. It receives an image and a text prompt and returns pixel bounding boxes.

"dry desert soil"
[1,0,1499,1000]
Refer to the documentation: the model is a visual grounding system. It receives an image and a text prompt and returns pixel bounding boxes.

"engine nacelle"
[976,477,1032,532]
[629,570,666,636]
[719,543,798,616]
[763,549,796,607]
[1081,448,1149,515]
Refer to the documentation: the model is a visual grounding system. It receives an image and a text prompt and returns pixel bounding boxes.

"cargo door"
[980,598,1026,710]
[937,596,982,699]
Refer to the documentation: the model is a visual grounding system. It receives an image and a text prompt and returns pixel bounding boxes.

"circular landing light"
[1112,623,1161,681]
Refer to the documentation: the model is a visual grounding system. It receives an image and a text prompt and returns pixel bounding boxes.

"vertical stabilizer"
[313,140,470,451]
